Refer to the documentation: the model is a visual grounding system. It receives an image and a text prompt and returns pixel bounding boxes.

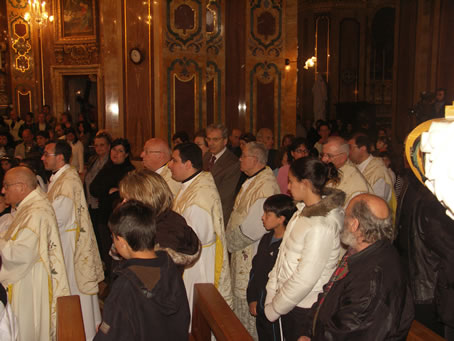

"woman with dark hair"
[264,157,345,341]
[276,137,310,195]
[239,132,256,155]
[89,138,135,274]
[65,127,84,174]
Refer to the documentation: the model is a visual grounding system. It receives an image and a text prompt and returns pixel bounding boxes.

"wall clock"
[129,48,143,64]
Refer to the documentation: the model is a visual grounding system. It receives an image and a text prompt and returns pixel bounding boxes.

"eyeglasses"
[3,182,23,190]
[320,152,344,159]
[144,150,162,154]
[205,137,224,142]
[294,148,309,154]
[43,152,56,157]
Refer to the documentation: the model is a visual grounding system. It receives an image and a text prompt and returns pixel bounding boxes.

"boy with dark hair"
[247,194,297,341]
[94,200,190,341]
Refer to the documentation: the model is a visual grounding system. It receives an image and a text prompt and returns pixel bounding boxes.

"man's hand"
[249,301,257,316]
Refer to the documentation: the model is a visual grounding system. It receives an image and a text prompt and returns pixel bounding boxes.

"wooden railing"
[55,290,445,341]
[407,320,445,341]
[57,295,85,341]
[190,283,253,341]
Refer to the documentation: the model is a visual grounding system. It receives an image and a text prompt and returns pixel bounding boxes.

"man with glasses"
[203,123,241,227]
[42,140,104,340]
[321,136,372,206]
[141,137,181,196]
[0,166,70,340]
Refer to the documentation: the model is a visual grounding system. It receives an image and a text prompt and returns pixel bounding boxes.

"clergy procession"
[0,117,453,341]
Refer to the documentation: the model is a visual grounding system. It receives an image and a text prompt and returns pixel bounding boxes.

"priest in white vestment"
[226,142,280,339]
[0,166,70,341]
[168,142,232,315]
[42,140,104,340]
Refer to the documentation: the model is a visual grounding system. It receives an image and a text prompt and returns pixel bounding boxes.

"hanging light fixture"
[24,0,54,25]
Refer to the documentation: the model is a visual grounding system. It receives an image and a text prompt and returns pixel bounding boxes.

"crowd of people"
[0,106,452,341]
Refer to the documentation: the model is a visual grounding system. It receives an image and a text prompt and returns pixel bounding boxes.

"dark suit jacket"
[203,149,241,227]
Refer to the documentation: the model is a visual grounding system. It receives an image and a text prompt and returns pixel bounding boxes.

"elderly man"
[141,137,181,196]
[321,136,372,205]
[203,123,241,226]
[169,142,232,314]
[14,128,39,160]
[42,140,104,340]
[299,194,414,341]
[0,167,69,341]
[226,141,280,338]
[257,127,279,170]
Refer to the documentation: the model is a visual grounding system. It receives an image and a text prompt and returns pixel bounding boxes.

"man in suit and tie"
[203,124,241,227]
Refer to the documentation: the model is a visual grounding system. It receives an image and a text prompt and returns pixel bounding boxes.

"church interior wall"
[1,0,454,155]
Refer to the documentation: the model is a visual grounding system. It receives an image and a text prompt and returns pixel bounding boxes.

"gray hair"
[351,200,393,243]
[206,123,228,139]
[246,142,268,165]
[327,136,349,156]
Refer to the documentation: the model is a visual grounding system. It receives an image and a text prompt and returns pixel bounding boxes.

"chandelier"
[24,0,54,25]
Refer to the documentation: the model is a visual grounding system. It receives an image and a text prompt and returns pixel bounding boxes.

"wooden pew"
[191,283,254,341]
[407,320,445,341]
[57,295,85,341]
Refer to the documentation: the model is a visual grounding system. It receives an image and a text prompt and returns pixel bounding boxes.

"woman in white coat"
[265,157,345,341]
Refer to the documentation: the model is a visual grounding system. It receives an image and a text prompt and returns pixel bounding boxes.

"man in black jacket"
[299,194,414,341]
[395,172,454,339]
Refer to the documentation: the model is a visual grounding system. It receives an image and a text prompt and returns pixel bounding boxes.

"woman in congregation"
[65,127,84,175]
[276,137,310,195]
[118,168,201,272]
[265,157,345,341]
[90,138,135,276]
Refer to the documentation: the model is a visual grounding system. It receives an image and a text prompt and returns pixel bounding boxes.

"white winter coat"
[265,188,345,322]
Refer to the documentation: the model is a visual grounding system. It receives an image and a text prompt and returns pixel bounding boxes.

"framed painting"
[55,0,97,44]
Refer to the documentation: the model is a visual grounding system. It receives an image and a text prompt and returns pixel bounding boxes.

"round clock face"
[130,49,142,64]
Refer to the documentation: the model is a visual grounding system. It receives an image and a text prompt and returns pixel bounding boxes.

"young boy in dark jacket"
[247,194,297,341]
[94,200,190,341]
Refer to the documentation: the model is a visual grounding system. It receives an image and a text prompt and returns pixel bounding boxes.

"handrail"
[191,283,253,341]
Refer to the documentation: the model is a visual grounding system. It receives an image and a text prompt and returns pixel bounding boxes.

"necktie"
[208,155,216,171]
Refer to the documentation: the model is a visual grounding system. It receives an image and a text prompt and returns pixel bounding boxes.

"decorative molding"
[7,0,28,9]
[54,43,99,65]
[10,15,33,76]
[167,57,202,141]
[249,61,281,132]
[166,0,203,52]
[249,0,283,57]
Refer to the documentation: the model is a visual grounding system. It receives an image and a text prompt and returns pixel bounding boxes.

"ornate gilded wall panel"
[167,58,202,142]
[162,0,224,140]
[249,0,283,57]
[246,0,290,146]
[10,16,33,76]
[6,0,40,115]
[166,0,204,52]
[249,62,281,137]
